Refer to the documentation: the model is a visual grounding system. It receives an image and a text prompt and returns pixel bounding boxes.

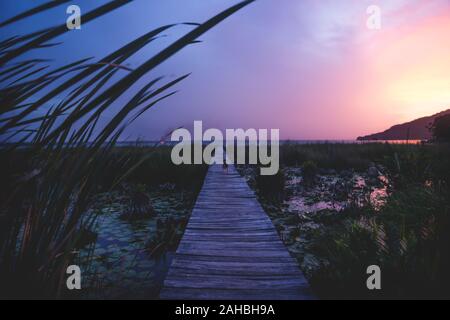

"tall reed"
[0,0,255,298]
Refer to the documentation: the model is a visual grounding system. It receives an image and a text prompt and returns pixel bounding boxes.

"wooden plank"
[172,253,298,263]
[161,288,315,300]
[170,259,301,272]
[159,164,314,300]
[164,275,309,290]
[180,234,281,241]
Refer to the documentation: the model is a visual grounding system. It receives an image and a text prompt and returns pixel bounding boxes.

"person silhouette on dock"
[222,146,229,174]
[222,160,228,174]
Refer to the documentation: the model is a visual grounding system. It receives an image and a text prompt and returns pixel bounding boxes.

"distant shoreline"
[1,139,424,149]
[115,139,424,146]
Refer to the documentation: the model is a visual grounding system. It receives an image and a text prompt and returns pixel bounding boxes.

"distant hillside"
[357,109,450,141]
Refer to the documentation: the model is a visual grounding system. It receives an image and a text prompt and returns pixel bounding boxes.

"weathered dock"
[159,164,314,300]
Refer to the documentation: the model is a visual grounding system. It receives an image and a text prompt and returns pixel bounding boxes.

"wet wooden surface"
[159,164,314,300]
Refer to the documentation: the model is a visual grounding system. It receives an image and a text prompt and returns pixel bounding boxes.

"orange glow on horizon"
[367,11,450,121]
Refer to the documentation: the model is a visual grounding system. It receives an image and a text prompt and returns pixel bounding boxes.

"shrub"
[255,168,285,199]
[302,160,318,187]
[308,186,450,299]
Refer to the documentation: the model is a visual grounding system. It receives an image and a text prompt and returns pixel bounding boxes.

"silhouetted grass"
[0,0,254,298]
[0,1,71,28]
[309,185,450,299]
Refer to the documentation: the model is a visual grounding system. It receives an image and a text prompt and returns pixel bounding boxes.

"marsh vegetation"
[0,145,207,299]
[238,142,450,299]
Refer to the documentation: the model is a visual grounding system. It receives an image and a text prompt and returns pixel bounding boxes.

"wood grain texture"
[159,164,314,300]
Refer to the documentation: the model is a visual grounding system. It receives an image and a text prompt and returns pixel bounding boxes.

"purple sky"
[1,0,449,140]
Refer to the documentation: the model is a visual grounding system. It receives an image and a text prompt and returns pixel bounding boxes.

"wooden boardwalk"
[159,164,314,300]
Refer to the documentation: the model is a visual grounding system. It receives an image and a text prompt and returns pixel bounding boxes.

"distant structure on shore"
[357,109,450,141]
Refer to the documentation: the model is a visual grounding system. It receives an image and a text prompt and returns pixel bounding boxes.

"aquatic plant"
[302,160,318,187]
[255,168,285,198]
[147,216,188,259]
[119,184,155,221]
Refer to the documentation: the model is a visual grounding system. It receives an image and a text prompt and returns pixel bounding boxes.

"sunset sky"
[1,0,449,140]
